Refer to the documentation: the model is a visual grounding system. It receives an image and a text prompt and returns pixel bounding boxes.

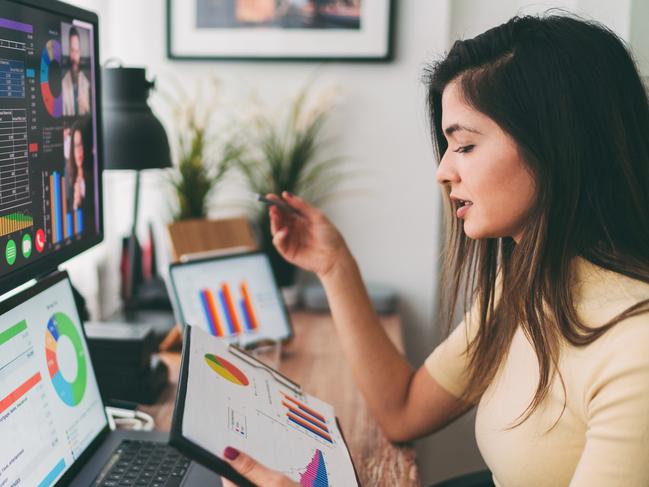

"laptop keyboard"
[93,439,191,487]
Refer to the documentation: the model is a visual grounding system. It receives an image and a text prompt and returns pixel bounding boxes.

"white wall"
[62,0,646,485]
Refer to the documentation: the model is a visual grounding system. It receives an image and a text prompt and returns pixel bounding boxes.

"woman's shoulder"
[571,257,649,328]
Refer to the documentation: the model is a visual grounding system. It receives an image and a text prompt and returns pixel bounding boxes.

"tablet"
[168,251,293,346]
[170,325,360,486]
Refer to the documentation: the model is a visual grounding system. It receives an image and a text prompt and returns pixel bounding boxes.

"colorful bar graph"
[199,281,262,337]
[282,393,327,423]
[287,414,333,443]
[283,401,329,432]
[281,393,332,444]
[0,213,33,237]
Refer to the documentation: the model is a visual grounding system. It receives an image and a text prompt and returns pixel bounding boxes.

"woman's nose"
[435,151,459,185]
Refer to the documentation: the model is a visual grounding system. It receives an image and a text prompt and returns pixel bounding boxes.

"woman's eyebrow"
[444,123,483,137]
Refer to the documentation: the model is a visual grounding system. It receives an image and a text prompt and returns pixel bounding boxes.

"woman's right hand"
[268,192,348,279]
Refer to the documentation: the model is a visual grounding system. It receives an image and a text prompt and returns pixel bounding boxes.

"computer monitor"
[0,271,107,486]
[0,0,102,294]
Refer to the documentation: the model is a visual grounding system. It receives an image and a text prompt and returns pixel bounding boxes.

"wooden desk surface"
[140,311,420,486]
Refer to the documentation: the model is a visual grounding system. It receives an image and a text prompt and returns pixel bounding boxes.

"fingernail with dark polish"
[224,446,240,460]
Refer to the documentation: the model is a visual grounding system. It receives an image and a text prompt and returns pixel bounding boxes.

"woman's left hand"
[220,447,299,487]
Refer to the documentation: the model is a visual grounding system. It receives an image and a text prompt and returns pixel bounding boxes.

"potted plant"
[163,79,248,264]
[167,81,242,221]
[236,86,345,290]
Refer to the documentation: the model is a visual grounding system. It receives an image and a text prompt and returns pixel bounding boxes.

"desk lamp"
[102,66,172,311]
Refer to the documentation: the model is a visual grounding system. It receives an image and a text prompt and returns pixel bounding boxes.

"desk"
[140,311,421,486]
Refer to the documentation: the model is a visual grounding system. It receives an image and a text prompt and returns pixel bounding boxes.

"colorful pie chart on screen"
[40,39,63,118]
[204,354,249,386]
[45,312,87,406]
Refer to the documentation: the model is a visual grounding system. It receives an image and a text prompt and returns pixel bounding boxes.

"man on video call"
[62,26,90,116]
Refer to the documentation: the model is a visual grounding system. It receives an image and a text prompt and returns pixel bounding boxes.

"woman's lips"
[456,201,473,218]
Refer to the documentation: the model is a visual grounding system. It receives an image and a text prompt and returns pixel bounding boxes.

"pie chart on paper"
[204,353,249,386]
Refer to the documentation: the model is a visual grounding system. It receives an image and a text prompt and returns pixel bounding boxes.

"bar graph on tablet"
[169,252,293,345]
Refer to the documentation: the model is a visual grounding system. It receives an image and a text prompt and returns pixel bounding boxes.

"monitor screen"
[0,0,102,294]
[169,252,293,346]
[0,272,107,487]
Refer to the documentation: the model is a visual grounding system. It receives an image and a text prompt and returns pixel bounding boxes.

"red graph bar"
[0,372,42,414]
[221,283,242,333]
[240,282,258,330]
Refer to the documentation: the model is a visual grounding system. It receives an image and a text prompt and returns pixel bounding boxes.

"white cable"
[105,406,155,431]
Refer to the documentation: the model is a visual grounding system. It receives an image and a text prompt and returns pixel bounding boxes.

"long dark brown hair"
[426,14,649,423]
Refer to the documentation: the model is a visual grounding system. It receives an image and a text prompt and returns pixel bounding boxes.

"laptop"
[0,271,220,486]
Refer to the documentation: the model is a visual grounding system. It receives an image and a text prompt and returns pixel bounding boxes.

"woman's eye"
[454,145,475,154]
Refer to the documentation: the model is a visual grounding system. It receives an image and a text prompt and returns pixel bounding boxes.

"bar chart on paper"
[281,393,333,445]
[199,281,259,337]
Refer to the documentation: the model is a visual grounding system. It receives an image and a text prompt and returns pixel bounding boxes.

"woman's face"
[73,130,84,169]
[436,80,536,242]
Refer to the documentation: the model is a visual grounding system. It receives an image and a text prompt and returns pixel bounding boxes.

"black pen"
[253,192,303,217]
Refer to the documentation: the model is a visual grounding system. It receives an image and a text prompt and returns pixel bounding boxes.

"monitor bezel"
[0,0,104,296]
[0,269,111,486]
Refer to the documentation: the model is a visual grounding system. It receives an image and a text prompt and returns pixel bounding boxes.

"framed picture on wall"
[167,0,394,61]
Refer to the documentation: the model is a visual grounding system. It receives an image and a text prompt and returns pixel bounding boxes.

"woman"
[71,123,86,210]
[222,14,649,486]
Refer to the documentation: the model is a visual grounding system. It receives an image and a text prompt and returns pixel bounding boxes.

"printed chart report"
[181,326,358,487]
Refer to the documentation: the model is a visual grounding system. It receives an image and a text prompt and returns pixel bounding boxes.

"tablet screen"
[169,252,292,345]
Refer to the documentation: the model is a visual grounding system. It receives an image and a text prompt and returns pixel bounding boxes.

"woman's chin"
[461,221,482,239]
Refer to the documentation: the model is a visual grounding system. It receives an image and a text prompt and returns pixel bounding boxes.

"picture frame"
[167,0,394,61]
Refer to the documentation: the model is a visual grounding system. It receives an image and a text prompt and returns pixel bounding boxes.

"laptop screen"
[169,252,293,346]
[0,272,106,486]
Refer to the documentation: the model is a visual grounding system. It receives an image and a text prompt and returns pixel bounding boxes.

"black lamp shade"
[102,67,172,170]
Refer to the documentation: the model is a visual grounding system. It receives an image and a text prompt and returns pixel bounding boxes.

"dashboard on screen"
[0,272,107,486]
[0,0,102,294]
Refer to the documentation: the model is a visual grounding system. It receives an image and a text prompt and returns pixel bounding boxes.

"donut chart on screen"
[40,39,63,118]
[45,312,87,406]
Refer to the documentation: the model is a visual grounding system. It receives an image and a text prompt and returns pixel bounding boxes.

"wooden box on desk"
[166,216,258,263]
